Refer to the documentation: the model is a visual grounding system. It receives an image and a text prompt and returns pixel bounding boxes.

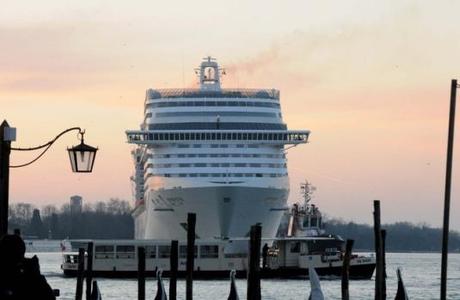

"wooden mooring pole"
[341,239,354,300]
[247,224,262,300]
[373,200,383,300]
[75,248,85,300]
[186,213,196,300]
[138,246,146,300]
[85,242,94,300]
[441,79,457,300]
[170,240,179,300]
[381,229,387,300]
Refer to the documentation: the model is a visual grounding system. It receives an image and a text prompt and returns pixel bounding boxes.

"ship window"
[235,163,246,167]
[237,133,242,139]
[256,173,262,177]
[236,144,244,148]
[178,144,189,148]
[185,133,190,140]
[195,163,206,167]
[179,164,191,167]
[198,154,206,158]
[290,242,300,253]
[226,133,232,140]
[220,144,228,148]
[179,245,198,258]
[158,246,171,258]
[211,163,219,167]
[200,245,219,258]
[199,173,209,177]
[228,101,238,106]
[222,163,230,167]
[217,101,226,106]
[206,133,211,140]
[210,154,218,158]
[95,245,114,259]
[216,133,221,139]
[211,144,218,148]
[193,144,201,148]
[116,245,135,259]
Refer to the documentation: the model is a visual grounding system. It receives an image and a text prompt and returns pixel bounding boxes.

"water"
[34,252,459,299]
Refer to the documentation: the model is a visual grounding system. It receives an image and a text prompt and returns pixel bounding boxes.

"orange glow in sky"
[2,1,460,229]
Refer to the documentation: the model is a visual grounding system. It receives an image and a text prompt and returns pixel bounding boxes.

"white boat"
[61,236,375,279]
[125,57,309,240]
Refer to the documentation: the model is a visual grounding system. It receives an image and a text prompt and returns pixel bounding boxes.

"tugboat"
[259,181,376,278]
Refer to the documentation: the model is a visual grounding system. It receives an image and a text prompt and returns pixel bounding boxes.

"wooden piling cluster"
[341,239,354,300]
[186,213,196,300]
[138,246,146,300]
[170,240,179,300]
[247,224,262,300]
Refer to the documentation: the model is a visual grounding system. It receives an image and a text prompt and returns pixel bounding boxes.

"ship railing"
[126,129,309,145]
[145,88,280,101]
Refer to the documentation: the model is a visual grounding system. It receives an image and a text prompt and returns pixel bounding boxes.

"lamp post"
[0,120,98,236]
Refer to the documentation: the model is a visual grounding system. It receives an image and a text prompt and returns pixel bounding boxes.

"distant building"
[70,195,83,214]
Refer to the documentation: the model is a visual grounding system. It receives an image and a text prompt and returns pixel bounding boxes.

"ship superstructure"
[126,57,309,240]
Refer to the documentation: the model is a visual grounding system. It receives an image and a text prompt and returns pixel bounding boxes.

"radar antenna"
[300,180,316,206]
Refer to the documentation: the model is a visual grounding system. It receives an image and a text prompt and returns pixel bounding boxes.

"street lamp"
[0,121,98,236]
[67,131,98,173]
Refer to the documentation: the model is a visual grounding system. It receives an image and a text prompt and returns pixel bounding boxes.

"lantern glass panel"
[67,142,97,172]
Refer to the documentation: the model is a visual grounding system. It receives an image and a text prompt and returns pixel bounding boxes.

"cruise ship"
[126,57,309,241]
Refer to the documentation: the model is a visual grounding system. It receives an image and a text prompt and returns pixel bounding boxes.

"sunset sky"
[2,1,460,229]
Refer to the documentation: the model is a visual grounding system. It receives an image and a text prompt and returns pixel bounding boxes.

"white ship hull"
[134,183,289,240]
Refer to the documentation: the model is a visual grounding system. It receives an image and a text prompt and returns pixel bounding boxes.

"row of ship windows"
[152,112,280,118]
[147,100,281,108]
[146,173,288,178]
[149,153,285,159]
[146,163,287,168]
[133,132,306,142]
[176,144,261,148]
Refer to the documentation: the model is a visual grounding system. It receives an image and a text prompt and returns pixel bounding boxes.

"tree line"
[8,198,134,239]
[8,200,460,252]
[324,219,460,252]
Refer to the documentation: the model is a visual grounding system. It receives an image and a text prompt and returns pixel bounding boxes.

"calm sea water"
[32,252,459,300]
